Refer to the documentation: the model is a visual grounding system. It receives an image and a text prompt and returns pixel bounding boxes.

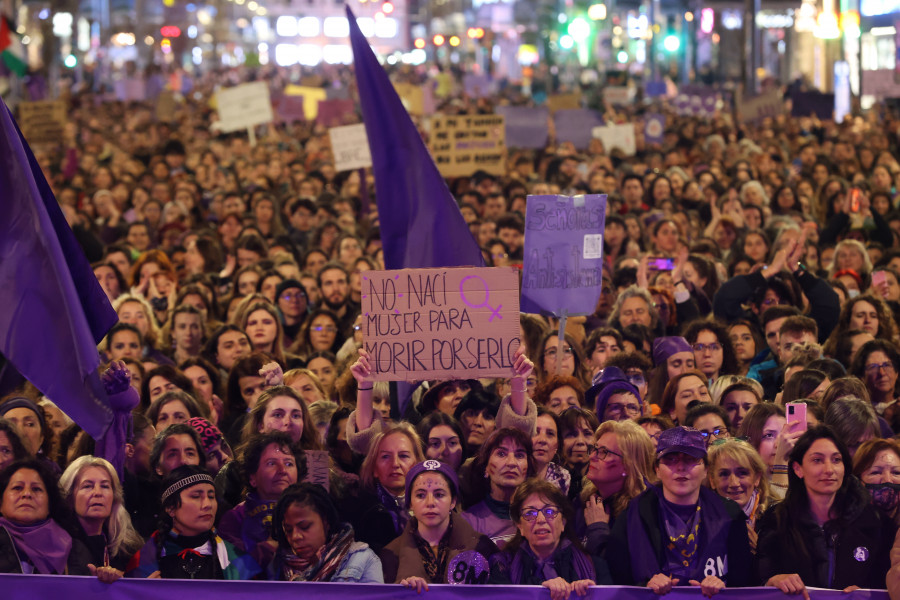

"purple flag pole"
[346,5,484,271]
[0,99,118,440]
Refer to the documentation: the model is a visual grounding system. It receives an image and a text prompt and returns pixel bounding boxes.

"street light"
[663,34,680,52]
[567,17,590,42]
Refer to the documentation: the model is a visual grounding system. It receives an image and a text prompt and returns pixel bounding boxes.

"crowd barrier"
[0,576,890,600]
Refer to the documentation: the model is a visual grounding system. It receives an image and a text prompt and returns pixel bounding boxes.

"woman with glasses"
[606,427,754,593]
[581,420,655,555]
[489,478,611,597]
[850,339,900,429]
[757,426,894,593]
[684,404,732,446]
[585,366,643,424]
[706,438,773,551]
[535,332,590,388]
[683,319,740,386]
[853,438,900,526]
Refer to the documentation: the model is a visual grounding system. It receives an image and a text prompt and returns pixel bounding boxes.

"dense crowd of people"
[4,62,900,598]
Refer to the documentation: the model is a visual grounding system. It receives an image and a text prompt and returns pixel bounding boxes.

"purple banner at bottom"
[0,575,889,600]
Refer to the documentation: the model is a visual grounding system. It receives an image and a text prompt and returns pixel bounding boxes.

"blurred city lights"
[663,34,680,51]
[587,4,606,20]
[414,37,425,48]
[433,34,445,45]
[449,35,460,46]
[559,34,574,49]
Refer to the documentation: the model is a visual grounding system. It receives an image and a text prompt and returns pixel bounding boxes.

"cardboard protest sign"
[215,81,274,133]
[496,106,548,149]
[547,92,581,113]
[17,100,66,145]
[302,450,330,491]
[672,86,719,117]
[429,114,505,177]
[554,109,603,150]
[736,88,783,123]
[156,91,177,122]
[603,86,634,106]
[591,123,636,156]
[329,123,372,171]
[361,267,521,380]
[277,95,307,123]
[284,84,328,119]
[394,82,424,115]
[521,194,607,317]
[317,98,355,127]
[644,113,665,145]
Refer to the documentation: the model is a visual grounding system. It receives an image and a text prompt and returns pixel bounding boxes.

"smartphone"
[648,257,675,271]
[850,188,861,213]
[786,402,808,433]
[873,270,888,289]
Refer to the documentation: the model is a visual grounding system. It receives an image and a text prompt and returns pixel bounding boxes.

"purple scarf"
[0,517,73,574]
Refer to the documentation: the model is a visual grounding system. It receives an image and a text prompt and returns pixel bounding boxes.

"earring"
[622,472,627,477]
[484,471,489,478]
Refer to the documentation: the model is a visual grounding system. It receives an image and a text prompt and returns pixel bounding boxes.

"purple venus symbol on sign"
[459,275,502,321]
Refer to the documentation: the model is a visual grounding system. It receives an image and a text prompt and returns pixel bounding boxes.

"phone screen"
[648,257,674,271]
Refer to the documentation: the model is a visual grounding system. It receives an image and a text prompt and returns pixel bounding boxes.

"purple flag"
[346,5,483,271]
[644,113,665,145]
[521,194,607,317]
[790,90,835,119]
[0,99,117,439]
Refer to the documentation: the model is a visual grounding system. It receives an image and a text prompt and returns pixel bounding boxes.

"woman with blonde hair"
[707,438,773,550]
[59,455,144,576]
[112,293,169,365]
[581,419,655,554]
[346,424,425,553]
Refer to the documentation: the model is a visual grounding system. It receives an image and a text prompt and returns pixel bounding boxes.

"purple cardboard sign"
[496,106,549,149]
[521,194,607,317]
[644,113,665,145]
[555,109,604,150]
[317,98,355,127]
[277,95,307,123]
[463,74,492,98]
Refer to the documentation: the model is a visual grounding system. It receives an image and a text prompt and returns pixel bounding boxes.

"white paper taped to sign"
[216,81,274,133]
[583,234,603,259]
[329,123,373,172]
[591,123,636,156]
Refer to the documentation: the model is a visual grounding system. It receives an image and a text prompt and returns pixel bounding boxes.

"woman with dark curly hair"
[532,375,586,415]
[683,318,740,385]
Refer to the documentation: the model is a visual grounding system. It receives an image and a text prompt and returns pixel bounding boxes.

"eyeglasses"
[312,325,337,333]
[521,506,561,522]
[710,436,748,447]
[280,292,305,302]
[698,428,729,445]
[692,342,722,353]
[865,362,896,374]
[544,346,574,357]
[587,444,623,461]
[605,402,641,416]
[659,454,703,468]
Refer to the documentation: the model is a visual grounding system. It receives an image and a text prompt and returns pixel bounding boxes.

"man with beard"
[317,262,359,336]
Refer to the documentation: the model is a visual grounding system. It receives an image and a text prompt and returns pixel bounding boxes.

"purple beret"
[652,336,693,366]
[404,459,460,507]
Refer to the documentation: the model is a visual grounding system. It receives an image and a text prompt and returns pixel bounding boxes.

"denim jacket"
[331,542,384,583]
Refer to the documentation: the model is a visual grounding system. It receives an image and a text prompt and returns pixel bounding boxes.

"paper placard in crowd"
[361,267,521,380]
[114,78,146,102]
[215,81,274,133]
[302,450,331,491]
[496,106,549,149]
[277,95,307,123]
[156,91,177,122]
[463,74,492,98]
[329,124,373,172]
[317,98,355,127]
[736,88,783,123]
[16,100,66,145]
[861,70,900,99]
[591,123,636,156]
[521,194,607,317]
[644,113,666,145]
[284,85,328,119]
[546,92,581,113]
[428,114,505,177]
[603,86,634,106]
[394,82,424,115]
[554,109,603,150]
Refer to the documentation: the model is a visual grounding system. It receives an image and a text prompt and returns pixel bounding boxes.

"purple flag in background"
[521,194,607,317]
[555,109,604,150]
[644,113,665,145]
[496,106,549,149]
[0,99,117,439]
[790,90,835,119]
[346,5,484,271]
